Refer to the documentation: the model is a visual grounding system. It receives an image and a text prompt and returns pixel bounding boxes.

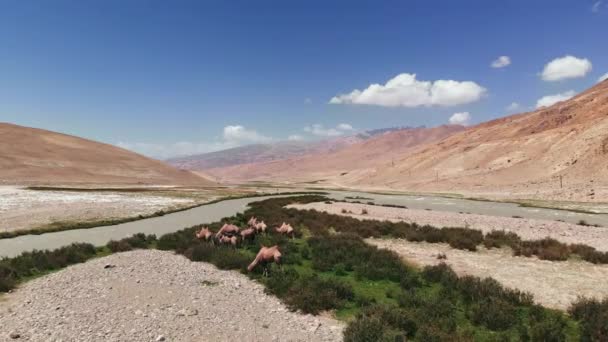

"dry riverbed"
[0,186,230,233]
[367,238,608,310]
[0,250,344,342]
[288,201,608,252]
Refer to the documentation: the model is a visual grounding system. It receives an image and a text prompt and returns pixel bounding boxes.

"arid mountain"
[0,123,210,185]
[348,80,608,201]
[203,125,466,183]
[166,128,411,171]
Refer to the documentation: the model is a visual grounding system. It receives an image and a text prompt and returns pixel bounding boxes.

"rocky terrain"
[0,123,210,186]
[0,250,344,342]
[288,201,608,251]
[203,125,465,183]
[167,135,364,172]
[368,238,608,310]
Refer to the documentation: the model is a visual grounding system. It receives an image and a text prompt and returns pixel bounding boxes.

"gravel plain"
[0,186,196,233]
[288,201,608,251]
[0,250,344,342]
[368,238,608,310]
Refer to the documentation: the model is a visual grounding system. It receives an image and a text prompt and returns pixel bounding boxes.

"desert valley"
[1,2,608,341]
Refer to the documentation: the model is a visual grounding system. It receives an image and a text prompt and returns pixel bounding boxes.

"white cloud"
[337,123,354,131]
[329,73,486,107]
[223,125,272,143]
[304,124,343,137]
[598,72,608,83]
[303,123,355,137]
[541,56,592,81]
[592,1,602,12]
[506,102,521,112]
[304,98,312,104]
[536,90,576,108]
[287,134,304,141]
[491,56,511,68]
[117,125,272,159]
[448,112,471,126]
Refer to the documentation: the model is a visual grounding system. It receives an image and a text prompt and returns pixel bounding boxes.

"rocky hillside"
[203,125,465,183]
[0,123,210,185]
[354,80,608,201]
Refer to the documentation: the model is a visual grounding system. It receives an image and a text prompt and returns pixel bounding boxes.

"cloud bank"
[304,123,354,137]
[541,56,592,82]
[536,90,576,108]
[329,73,486,107]
[117,125,272,159]
[598,73,608,83]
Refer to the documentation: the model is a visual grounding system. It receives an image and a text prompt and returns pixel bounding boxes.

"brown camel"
[195,227,213,241]
[240,227,256,241]
[254,221,267,233]
[215,223,240,238]
[247,245,282,276]
[219,235,238,246]
[275,222,294,238]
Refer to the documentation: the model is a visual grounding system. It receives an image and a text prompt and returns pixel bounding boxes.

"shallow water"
[1,190,607,258]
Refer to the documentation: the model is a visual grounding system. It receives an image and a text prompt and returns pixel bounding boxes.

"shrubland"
[1,195,606,340]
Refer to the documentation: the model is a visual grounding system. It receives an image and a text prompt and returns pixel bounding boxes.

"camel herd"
[195,217,292,274]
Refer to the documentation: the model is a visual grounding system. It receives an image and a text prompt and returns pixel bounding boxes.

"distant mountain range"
[166,127,410,171]
[168,125,466,183]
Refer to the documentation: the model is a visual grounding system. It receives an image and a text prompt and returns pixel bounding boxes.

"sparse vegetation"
[1,195,604,340]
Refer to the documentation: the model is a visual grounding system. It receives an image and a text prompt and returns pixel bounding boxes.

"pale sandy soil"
[0,186,204,232]
[367,238,608,310]
[288,202,608,252]
[0,250,344,342]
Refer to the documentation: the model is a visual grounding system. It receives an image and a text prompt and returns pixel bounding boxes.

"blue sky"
[1,0,607,158]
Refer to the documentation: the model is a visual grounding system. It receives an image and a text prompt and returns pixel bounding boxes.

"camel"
[215,223,240,238]
[247,245,282,276]
[248,216,258,227]
[195,226,213,241]
[219,235,238,247]
[254,221,267,233]
[240,227,257,241]
[275,222,294,238]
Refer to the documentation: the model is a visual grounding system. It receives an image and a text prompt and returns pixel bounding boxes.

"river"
[1,190,607,258]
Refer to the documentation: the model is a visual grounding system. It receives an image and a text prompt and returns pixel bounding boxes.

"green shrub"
[343,315,389,342]
[528,311,568,342]
[184,243,215,262]
[211,247,251,270]
[484,230,521,249]
[106,240,133,252]
[264,267,300,296]
[344,305,414,342]
[157,231,193,252]
[470,298,519,331]
[284,275,354,314]
[0,263,16,292]
[569,297,608,341]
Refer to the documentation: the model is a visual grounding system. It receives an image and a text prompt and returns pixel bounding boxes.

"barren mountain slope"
[0,123,209,185]
[352,80,608,201]
[205,125,465,182]
[166,134,376,171]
